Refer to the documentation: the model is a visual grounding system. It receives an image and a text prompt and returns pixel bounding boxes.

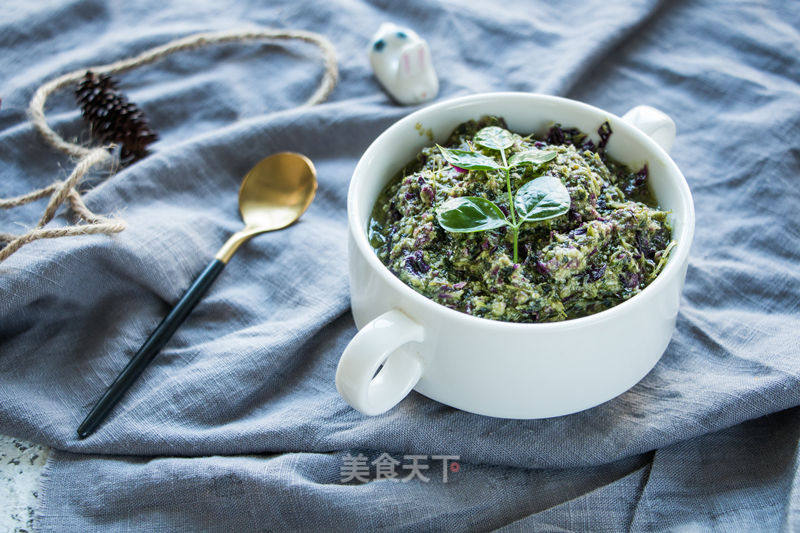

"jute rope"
[0,28,338,263]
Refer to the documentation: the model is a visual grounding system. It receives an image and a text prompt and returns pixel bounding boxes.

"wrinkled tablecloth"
[1,0,799,530]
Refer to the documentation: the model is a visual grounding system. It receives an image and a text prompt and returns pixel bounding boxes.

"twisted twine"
[0,28,338,263]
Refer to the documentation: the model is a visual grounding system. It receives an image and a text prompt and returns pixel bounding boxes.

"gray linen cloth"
[1,0,799,530]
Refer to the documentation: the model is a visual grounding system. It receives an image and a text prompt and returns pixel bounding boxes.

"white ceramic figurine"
[368,23,439,105]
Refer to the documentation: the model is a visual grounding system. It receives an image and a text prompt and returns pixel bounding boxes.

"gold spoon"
[77,152,317,439]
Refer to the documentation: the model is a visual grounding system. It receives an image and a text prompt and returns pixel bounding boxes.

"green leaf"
[514,176,571,223]
[474,126,515,151]
[437,145,502,171]
[508,149,557,168]
[436,196,509,233]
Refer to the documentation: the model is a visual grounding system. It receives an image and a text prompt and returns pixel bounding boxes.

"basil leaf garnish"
[474,126,514,151]
[436,196,509,233]
[437,145,502,171]
[514,175,571,223]
[435,132,563,262]
[508,150,557,168]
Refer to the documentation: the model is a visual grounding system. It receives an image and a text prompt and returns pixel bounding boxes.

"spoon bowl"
[239,152,318,230]
[217,152,317,262]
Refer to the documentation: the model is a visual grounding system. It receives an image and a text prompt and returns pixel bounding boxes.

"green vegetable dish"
[368,116,676,323]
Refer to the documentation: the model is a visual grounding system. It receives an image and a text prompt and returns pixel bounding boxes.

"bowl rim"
[347,92,695,331]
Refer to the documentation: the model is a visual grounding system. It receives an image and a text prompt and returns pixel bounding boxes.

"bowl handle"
[622,105,676,154]
[336,309,424,415]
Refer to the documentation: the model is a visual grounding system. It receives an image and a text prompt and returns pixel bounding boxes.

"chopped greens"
[369,116,675,323]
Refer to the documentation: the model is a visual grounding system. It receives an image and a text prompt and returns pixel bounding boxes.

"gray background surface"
[0,436,48,532]
[1,0,799,531]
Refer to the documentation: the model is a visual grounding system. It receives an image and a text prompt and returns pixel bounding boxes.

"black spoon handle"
[77,258,226,439]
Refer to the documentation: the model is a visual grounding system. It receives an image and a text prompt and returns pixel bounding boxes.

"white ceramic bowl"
[336,93,694,418]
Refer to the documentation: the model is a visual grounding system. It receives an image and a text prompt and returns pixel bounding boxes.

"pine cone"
[75,71,158,166]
